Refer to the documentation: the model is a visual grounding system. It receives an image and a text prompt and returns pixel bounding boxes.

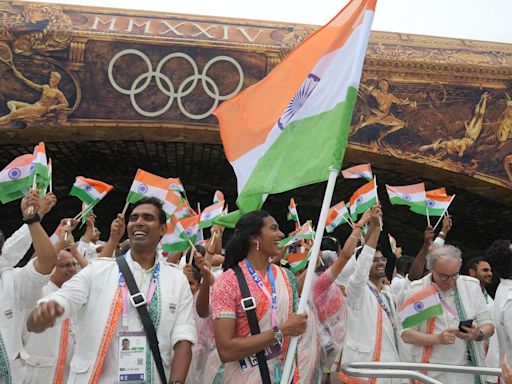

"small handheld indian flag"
[285,246,312,273]
[278,223,315,248]
[180,215,200,244]
[410,193,454,217]
[0,154,33,201]
[213,190,224,204]
[161,215,194,254]
[325,201,351,233]
[349,179,378,220]
[199,201,224,229]
[127,169,170,204]
[287,197,299,223]
[31,142,49,181]
[174,197,194,219]
[168,177,186,196]
[388,233,402,258]
[342,163,373,180]
[386,183,426,209]
[163,191,183,218]
[70,176,113,205]
[399,285,443,328]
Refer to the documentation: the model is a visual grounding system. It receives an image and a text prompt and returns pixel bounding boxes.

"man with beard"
[465,257,494,303]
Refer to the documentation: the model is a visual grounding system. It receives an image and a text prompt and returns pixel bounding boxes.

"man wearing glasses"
[402,245,494,384]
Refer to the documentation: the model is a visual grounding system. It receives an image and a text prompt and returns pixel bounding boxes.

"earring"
[256,240,260,251]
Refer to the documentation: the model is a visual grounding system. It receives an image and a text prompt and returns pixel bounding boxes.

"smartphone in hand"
[458,319,474,333]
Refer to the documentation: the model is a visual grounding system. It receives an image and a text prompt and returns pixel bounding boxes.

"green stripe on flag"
[162,241,190,253]
[389,196,424,208]
[70,186,97,205]
[0,189,25,204]
[32,163,49,180]
[410,204,446,217]
[236,87,357,213]
[0,177,32,195]
[351,197,377,220]
[401,303,443,329]
[126,191,147,204]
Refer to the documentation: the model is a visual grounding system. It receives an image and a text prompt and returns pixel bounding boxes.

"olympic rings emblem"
[108,49,244,119]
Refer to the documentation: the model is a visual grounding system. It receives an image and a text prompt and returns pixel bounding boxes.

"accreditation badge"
[118,331,147,382]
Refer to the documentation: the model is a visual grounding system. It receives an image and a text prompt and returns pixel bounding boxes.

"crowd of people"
[1,189,512,384]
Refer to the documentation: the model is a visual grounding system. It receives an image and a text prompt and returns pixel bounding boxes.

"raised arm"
[194,251,214,318]
[407,226,434,281]
[81,214,96,243]
[330,211,371,278]
[99,213,126,258]
[346,206,381,310]
[21,190,57,275]
[205,224,224,264]
[13,67,43,91]
[408,215,452,281]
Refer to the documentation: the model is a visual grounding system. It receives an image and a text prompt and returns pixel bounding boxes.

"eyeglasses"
[372,257,387,264]
[57,261,78,269]
[434,270,459,281]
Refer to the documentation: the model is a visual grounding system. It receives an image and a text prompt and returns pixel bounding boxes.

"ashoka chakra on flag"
[402,194,412,201]
[413,302,424,312]
[8,168,21,179]
[138,184,149,194]
[355,196,363,205]
[427,199,435,207]
[277,73,320,130]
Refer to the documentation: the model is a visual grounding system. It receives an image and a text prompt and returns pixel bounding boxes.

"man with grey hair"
[402,245,494,384]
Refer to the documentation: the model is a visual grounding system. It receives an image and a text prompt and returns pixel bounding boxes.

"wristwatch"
[273,326,284,345]
[23,213,41,225]
[475,330,485,341]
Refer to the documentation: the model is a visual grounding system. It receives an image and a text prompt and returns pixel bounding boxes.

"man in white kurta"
[27,198,196,384]
[0,190,58,384]
[340,207,405,384]
[402,245,494,384]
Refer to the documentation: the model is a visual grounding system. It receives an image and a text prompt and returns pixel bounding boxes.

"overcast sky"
[28,0,512,44]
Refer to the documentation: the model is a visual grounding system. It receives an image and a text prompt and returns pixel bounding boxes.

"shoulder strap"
[116,256,167,384]
[233,265,271,384]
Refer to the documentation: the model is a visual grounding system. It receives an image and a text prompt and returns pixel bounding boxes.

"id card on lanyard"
[118,331,147,382]
[117,257,161,382]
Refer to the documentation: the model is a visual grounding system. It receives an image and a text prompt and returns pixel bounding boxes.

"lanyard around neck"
[119,257,161,328]
[245,259,278,328]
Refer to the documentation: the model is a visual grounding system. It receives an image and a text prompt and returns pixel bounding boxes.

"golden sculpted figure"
[419,92,490,157]
[0,67,69,126]
[497,94,512,143]
[350,79,417,143]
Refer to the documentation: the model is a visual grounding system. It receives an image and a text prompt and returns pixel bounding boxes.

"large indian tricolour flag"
[214,0,376,222]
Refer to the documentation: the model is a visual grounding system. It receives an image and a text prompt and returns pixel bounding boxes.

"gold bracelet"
[349,235,359,241]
